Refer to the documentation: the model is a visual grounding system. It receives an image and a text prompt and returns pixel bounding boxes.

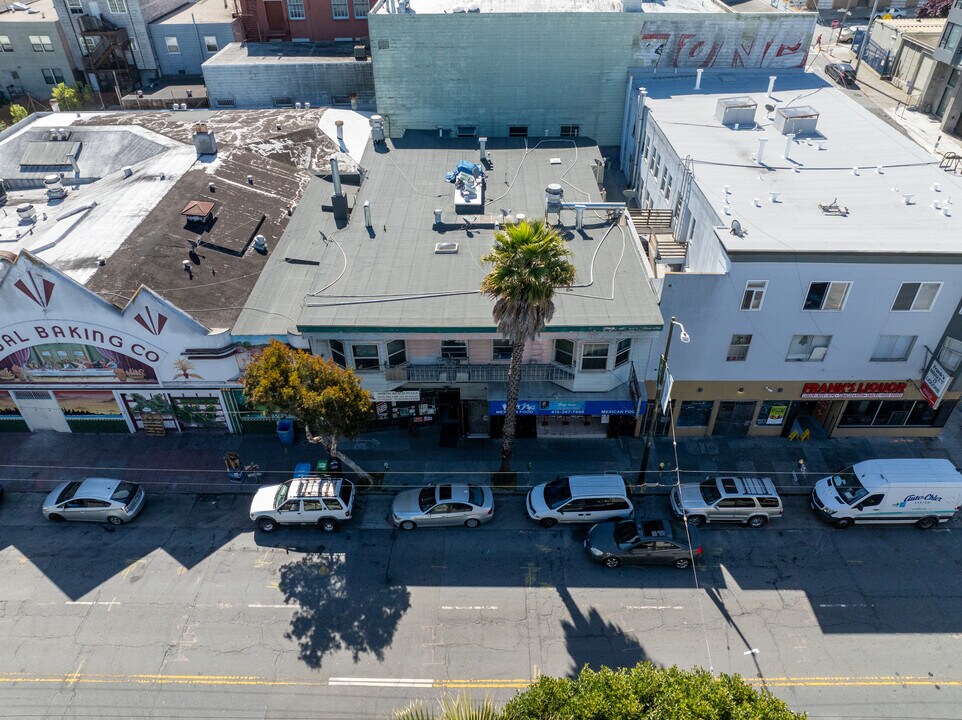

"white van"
[526,474,632,528]
[811,458,962,529]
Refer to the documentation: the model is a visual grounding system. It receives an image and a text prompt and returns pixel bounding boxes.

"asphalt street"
[0,490,960,719]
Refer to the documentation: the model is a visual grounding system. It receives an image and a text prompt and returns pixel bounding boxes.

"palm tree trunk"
[499,340,527,473]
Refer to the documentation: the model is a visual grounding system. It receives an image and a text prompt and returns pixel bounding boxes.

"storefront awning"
[487,382,641,416]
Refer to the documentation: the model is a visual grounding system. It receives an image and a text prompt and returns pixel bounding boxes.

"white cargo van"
[811,458,962,529]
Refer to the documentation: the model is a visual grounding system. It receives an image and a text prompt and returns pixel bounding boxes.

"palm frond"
[392,692,499,720]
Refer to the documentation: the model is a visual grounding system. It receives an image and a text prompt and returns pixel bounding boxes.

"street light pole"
[639,316,688,483]
[854,0,882,74]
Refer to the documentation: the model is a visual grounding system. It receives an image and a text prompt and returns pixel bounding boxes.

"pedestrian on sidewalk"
[813,34,822,51]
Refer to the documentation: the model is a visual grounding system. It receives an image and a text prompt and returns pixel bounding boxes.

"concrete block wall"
[203,55,375,108]
[0,19,77,98]
[368,11,816,145]
[148,21,239,75]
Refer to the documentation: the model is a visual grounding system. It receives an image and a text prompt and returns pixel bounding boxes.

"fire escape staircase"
[78,14,133,85]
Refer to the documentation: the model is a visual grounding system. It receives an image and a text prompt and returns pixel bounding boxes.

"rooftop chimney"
[756,137,768,166]
[767,75,776,98]
[330,155,348,222]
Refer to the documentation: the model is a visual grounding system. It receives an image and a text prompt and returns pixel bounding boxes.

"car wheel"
[107,516,124,526]
[833,517,853,529]
[747,515,768,529]
[48,513,65,523]
[603,556,621,568]
[464,518,481,528]
[539,517,558,529]
[257,517,277,533]
[687,515,706,527]
[319,518,339,533]
[674,557,691,570]
[916,516,939,530]
[400,520,416,531]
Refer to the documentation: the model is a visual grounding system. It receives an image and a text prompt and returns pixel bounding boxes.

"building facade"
[0,0,78,101]
[931,1,962,137]
[232,0,371,43]
[148,0,242,76]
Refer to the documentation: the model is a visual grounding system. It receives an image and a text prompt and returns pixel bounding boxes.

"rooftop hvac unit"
[715,97,757,128]
[354,44,366,61]
[774,106,819,136]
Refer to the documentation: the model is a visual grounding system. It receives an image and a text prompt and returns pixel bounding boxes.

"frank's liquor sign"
[801,381,907,400]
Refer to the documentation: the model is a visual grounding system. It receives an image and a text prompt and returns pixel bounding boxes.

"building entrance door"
[13,390,70,432]
[264,1,288,36]
[462,400,489,438]
[711,401,755,437]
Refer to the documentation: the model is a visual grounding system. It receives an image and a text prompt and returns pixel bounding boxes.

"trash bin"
[314,459,329,474]
[293,462,311,478]
[326,456,342,474]
[276,418,294,446]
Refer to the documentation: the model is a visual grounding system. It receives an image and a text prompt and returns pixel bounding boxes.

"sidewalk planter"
[276,418,295,446]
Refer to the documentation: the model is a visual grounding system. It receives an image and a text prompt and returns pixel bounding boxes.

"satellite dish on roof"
[765,104,776,113]
[730,219,744,236]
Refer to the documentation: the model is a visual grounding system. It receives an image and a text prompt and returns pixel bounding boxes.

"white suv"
[250,476,355,533]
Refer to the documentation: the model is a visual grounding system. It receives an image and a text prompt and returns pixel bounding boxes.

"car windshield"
[274,481,292,508]
[543,478,572,510]
[110,481,139,504]
[468,485,484,507]
[613,520,640,548]
[832,471,868,504]
[418,487,436,512]
[339,480,353,505]
[699,479,722,504]
[668,520,689,541]
[56,481,82,505]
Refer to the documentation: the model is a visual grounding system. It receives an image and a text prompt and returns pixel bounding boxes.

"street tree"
[9,104,28,124]
[499,663,806,720]
[242,339,373,481]
[481,219,575,474]
[917,0,951,17]
[51,83,81,110]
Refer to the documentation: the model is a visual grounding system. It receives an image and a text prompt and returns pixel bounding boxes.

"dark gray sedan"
[391,483,494,530]
[585,517,700,569]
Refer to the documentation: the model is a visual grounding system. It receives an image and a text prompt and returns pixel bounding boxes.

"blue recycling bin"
[276,418,294,446]
[293,462,311,478]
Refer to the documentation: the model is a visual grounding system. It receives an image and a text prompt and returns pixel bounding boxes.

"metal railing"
[384,362,574,383]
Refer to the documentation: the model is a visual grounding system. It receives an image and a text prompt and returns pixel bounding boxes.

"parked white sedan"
[391,483,494,530]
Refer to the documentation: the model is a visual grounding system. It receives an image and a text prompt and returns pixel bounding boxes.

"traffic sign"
[831,19,839,28]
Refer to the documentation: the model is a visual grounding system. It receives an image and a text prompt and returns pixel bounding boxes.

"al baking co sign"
[801,381,907,399]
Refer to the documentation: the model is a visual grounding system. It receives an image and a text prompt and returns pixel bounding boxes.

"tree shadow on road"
[278,552,410,669]
[558,584,650,675]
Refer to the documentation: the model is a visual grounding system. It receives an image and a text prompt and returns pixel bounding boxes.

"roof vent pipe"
[434,208,442,225]
[575,205,585,230]
[330,155,343,196]
[767,75,776,98]
[695,68,703,90]
[335,119,344,144]
[479,136,487,161]
[363,200,372,227]
[756,137,768,165]
[783,133,795,160]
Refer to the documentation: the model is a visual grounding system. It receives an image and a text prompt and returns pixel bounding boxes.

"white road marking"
[818,603,872,608]
[328,677,433,688]
[626,605,684,610]
[744,648,760,655]
[66,601,121,607]
[247,604,301,610]
[440,606,498,610]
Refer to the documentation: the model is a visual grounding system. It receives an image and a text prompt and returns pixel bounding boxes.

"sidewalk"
[1,405,961,496]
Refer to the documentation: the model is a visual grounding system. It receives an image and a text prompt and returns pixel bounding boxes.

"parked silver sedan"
[42,477,145,525]
[391,483,494,530]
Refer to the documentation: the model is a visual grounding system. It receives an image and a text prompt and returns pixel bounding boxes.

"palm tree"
[481,219,576,474]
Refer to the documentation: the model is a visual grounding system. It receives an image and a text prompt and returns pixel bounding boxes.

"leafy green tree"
[242,339,373,480]
[51,83,81,110]
[500,664,805,720]
[917,0,951,17]
[9,104,28,124]
[481,220,575,474]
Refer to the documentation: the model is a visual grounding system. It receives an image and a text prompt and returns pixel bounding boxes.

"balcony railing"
[384,362,574,384]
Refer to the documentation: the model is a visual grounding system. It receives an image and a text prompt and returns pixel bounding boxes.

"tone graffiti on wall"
[635,24,809,69]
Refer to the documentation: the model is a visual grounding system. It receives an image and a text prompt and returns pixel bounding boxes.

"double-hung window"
[288,0,305,19]
[741,280,766,310]
[871,335,916,362]
[31,35,54,52]
[803,281,850,311]
[786,335,831,362]
[351,344,379,371]
[614,339,631,368]
[938,337,962,373]
[554,339,574,367]
[332,0,349,19]
[386,340,406,367]
[580,343,609,371]
[892,282,940,311]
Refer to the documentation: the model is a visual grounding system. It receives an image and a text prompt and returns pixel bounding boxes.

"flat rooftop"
[205,42,365,65]
[0,0,58,22]
[373,0,724,13]
[641,72,962,257]
[0,109,352,329]
[235,134,663,337]
[154,0,236,24]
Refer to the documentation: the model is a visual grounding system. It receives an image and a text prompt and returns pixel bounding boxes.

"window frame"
[786,334,832,362]
[354,0,370,18]
[492,339,513,361]
[726,334,752,362]
[386,339,406,367]
[328,339,346,367]
[165,36,181,54]
[871,335,917,362]
[351,343,380,371]
[31,35,54,52]
[560,124,580,137]
[440,340,468,360]
[803,281,851,311]
[741,280,767,311]
[331,0,349,18]
[938,336,962,373]
[614,338,631,368]
[508,125,528,138]
[0,35,11,52]
[892,281,941,311]
[288,0,305,19]
[41,68,56,85]
[554,339,574,368]
[66,0,84,12]
[106,0,127,12]
[203,35,219,52]
[580,343,609,372]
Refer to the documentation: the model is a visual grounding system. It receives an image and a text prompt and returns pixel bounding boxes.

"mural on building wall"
[0,390,20,416]
[54,390,125,419]
[0,343,158,384]
[635,23,809,69]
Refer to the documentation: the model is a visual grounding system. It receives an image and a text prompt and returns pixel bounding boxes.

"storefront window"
[839,400,880,426]
[873,400,914,426]
[840,399,958,427]
[677,400,713,427]
[756,401,791,426]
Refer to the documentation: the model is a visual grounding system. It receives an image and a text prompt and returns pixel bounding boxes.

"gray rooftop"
[642,72,962,257]
[205,42,365,65]
[154,0,236,24]
[373,0,724,13]
[235,135,663,337]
